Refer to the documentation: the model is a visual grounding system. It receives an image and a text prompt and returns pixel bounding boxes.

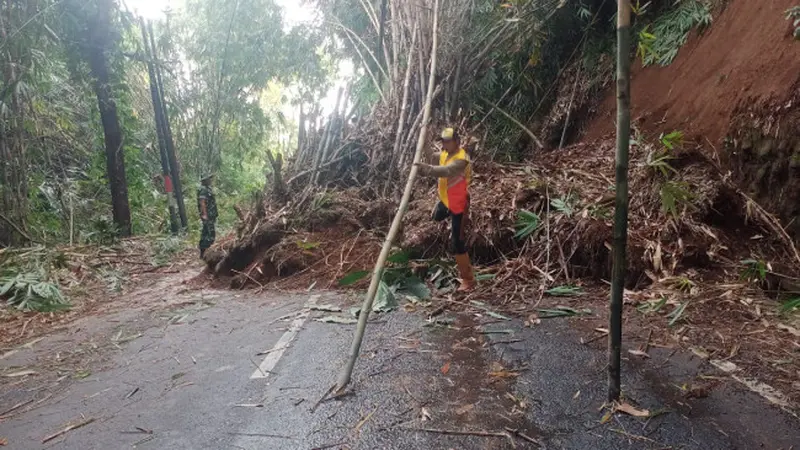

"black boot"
[200,248,205,259]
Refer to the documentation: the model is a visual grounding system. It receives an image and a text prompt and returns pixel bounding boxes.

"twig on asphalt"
[581,329,609,345]
[42,417,96,443]
[125,387,140,399]
[609,427,668,447]
[256,345,290,356]
[120,427,153,434]
[226,432,293,439]
[312,442,347,450]
[248,358,276,377]
[132,435,155,447]
[504,427,542,446]
[397,425,509,439]
[0,398,33,417]
[489,339,524,345]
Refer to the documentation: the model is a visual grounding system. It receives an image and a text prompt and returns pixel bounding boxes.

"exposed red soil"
[584,0,800,145]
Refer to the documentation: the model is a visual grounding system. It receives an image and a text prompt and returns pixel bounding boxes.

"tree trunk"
[608,0,632,403]
[149,22,188,230]
[0,7,30,246]
[88,0,131,236]
[141,20,179,234]
[295,103,306,169]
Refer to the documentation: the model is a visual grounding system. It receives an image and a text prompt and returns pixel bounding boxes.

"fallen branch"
[42,417,95,443]
[0,399,33,418]
[504,426,542,445]
[397,425,512,440]
[226,432,293,439]
[741,192,800,265]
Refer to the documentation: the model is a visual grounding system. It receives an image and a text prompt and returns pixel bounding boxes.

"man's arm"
[416,159,467,178]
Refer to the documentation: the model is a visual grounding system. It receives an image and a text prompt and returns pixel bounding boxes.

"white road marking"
[250,295,319,380]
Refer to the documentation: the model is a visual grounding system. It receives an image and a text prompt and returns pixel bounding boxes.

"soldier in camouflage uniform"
[197,174,218,258]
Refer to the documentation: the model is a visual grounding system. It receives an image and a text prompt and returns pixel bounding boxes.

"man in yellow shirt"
[415,127,476,292]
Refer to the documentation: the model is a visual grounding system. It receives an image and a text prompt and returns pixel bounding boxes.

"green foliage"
[0,269,70,312]
[780,297,800,314]
[373,280,398,313]
[514,210,541,240]
[669,276,696,293]
[537,306,591,318]
[641,0,712,67]
[636,25,657,62]
[545,285,584,297]
[338,248,433,302]
[660,180,694,218]
[637,296,668,314]
[338,270,370,286]
[98,268,125,293]
[667,301,689,327]
[551,195,576,217]
[740,259,768,282]
[2,0,328,244]
[81,216,121,246]
[787,7,800,39]
[151,236,186,267]
[660,130,684,150]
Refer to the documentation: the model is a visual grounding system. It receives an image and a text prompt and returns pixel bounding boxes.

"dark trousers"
[199,220,216,256]
[432,200,469,255]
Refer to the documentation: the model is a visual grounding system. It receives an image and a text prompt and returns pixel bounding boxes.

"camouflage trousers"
[199,220,216,255]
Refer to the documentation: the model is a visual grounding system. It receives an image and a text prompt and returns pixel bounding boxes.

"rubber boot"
[454,253,476,292]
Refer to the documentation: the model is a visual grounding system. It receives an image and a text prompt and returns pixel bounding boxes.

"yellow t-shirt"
[437,148,471,213]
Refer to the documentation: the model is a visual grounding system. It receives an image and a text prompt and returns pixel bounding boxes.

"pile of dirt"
[206,131,798,296]
[727,81,800,243]
[582,0,800,245]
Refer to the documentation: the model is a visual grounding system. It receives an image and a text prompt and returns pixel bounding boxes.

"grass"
[642,0,713,67]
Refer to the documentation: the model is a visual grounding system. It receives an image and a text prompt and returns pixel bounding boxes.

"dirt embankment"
[585,0,800,144]
[583,0,800,240]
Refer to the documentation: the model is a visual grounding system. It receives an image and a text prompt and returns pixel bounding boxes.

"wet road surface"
[1,288,798,449]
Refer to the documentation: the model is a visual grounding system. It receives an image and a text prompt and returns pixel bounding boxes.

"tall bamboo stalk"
[336,0,440,392]
[149,22,187,230]
[384,21,418,196]
[140,19,178,234]
[608,0,632,403]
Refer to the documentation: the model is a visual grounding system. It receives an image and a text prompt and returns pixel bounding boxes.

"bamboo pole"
[313,87,344,185]
[149,23,187,230]
[140,19,179,234]
[608,0,632,403]
[335,0,440,392]
[377,0,388,86]
[384,21,418,196]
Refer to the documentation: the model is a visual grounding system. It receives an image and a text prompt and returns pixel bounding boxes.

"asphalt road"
[1,287,798,449]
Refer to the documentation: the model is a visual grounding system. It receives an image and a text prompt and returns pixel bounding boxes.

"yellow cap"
[440,127,457,141]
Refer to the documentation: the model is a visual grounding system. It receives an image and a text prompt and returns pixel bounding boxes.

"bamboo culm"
[608,0,632,403]
[335,0,440,392]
